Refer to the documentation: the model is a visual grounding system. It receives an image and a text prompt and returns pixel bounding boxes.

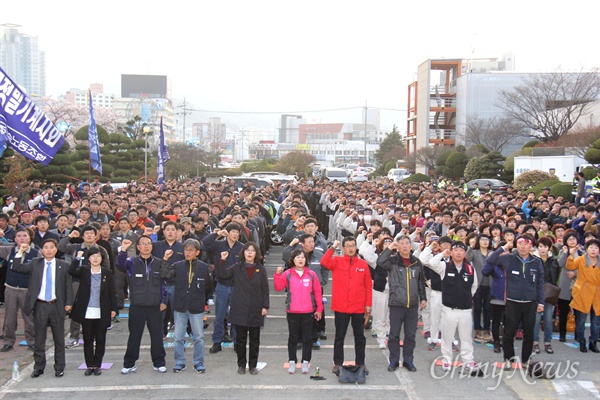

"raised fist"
[290,238,299,247]
[164,249,173,260]
[442,249,451,258]
[332,240,340,249]
[69,230,81,239]
[122,239,132,251]
[19,243,30,253]
[220,251,229,260]
[275,266,284,275]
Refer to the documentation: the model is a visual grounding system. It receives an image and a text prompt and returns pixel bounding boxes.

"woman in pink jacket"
[274,249,324,375]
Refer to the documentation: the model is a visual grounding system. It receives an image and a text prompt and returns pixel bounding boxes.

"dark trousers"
[473,286,491,330]
[81,318,107,369]
[287,312,314,362]
[234,325,260,369]
[388,306,418,365]
[503,300,536,363]
[312,307,326,341]
[0,262,6,302]
[333,312,366,366]
[33,302,66,372]
[115,270,127,308]
[491,304,505,342]
[124,305,165,368]
[557,298,571,338]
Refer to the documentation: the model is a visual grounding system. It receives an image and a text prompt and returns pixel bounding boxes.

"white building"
[0,23,46,96]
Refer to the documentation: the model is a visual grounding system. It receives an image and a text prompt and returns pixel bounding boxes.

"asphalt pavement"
[0,245,599,399]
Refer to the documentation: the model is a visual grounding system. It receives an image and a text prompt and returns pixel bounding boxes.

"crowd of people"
[0,171,598,379]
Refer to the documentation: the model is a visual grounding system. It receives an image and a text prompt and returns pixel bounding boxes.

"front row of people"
[10,234,599,378]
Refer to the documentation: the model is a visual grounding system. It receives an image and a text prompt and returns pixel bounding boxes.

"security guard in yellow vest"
[592,170,600,201]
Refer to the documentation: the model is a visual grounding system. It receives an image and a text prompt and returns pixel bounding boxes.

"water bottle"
[12,361,19,380]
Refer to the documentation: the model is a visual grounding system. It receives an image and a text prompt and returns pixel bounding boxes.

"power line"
[184,106,407,115]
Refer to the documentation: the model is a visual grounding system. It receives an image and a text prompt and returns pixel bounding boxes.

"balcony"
[429,98,456,109]
[429,129,456,144]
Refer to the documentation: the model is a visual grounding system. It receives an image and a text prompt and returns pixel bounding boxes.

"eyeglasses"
[138,242,152,247]
[343,244,356,248]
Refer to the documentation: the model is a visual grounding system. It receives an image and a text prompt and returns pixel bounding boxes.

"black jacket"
[160,258,213,314]
[68,263,118,329]
[216,260,269,327]
[377,249,426,308]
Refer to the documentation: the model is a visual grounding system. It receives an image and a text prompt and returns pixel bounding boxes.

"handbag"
[338,365,367,384]
[544,282,561,306]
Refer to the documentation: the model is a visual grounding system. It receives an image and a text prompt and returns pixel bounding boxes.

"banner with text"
[0,66,64,165]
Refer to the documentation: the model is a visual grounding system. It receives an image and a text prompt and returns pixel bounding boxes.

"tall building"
[0,23,46,96]
[113,74,175,143]
[406,55,516,172]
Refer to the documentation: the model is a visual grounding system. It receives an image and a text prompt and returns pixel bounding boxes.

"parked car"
[387,168,411,182]
[224,176,274,191]
[466,179,509,193]
[323,167,349,183]
[349,169,369,182]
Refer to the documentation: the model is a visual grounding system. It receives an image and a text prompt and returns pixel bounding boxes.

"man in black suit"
[12,238,73,378]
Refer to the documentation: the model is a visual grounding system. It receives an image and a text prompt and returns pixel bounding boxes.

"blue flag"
[0,66,64,165]
[157,117,166,184]
[88,91,102,175]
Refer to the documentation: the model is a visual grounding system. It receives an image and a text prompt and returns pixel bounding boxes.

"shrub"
[530,178,561,196]
[403,173,430,183]
[549,183,573,199]
[582,167,597,180]
[522,140,540,149]
[513,170,555,191]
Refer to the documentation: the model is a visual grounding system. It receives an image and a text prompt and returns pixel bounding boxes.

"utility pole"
[364,100,368,164]
[177,98,192,143]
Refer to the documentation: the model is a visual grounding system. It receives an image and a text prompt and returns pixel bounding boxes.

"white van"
[325,167,349,183]
[387,168,410,182]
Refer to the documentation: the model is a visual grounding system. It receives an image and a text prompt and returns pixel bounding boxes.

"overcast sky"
[3,0,600,134]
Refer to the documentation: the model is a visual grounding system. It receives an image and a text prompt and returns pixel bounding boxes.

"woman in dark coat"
[217,241,269,375]
[69,246,118,376]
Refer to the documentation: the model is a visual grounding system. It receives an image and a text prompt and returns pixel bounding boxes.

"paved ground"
[0,245,599,399]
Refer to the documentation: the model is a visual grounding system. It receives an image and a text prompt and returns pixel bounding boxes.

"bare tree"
[537,125,600,159]
[463,114,526,152]
[498,69,600,142]
[407,145,450,174]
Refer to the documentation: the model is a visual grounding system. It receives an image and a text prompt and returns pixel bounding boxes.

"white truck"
[514,155,589,183]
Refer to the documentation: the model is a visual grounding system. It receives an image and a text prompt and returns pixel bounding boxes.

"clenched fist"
[275,266,284,274]
[220,251,229,260]
[164,249,173,260]
[122,239,132,251]
[332,240,340,249]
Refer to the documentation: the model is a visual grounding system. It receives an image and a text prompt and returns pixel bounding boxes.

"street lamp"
[143,125,151,181]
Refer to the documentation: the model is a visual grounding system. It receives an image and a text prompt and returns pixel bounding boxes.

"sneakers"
[427,342,437,351]
[533,343,540,354]
[301,361,309,374]
[208,299,214,306]
[209,343,222,353]
[424,331,431,340]
[194,364,206,373]
[503,360,512,371]
[173,365,186,373]
[153,366,167,373]
[288,361,296,374]
[0,344,13,352]
[442,363,451,372]
[312,342,320,350]
[465,362,478,372]
[452,342,460,352]
[121,365,137,374]
[318,331,327,340]
[378,341,387,349]
[402,361,417,372]
[387,362,399,372]
[66,338,79,349]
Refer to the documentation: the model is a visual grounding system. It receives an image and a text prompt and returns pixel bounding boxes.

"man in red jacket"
[321,236,372,376]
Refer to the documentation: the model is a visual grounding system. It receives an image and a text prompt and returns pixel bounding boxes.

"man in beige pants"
[429,241,479,372]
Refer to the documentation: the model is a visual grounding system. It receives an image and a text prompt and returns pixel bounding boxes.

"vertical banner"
[157,117,166,184]
[0,66,64,165]
[88,90,102,174]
